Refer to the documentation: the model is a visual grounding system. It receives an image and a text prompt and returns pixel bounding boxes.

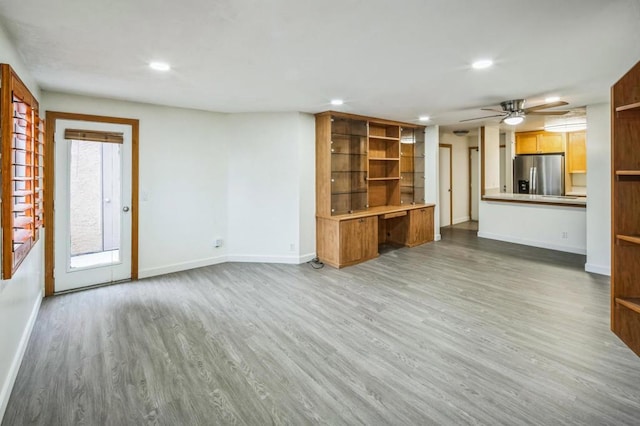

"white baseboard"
[477,231,587,255]
[139,253,319,279]
[227,253,312,264]
[585,263,611,276]
[138,256,228,279]
[435,234,442,241]
[0,289,43,422]
[453,216,471,225]
[298,253,317,263]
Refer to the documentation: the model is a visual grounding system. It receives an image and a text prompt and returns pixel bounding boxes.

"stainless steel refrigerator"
[513,154,564,195]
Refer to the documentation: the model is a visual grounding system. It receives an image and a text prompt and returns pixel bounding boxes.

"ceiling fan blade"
[523,101,569,113]
[459,114,505,122]
[526,110,570,116]
[480,108,506,113]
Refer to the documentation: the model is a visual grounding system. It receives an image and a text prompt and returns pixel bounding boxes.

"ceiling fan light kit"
[461,98,570,124]
[504,114,524,125]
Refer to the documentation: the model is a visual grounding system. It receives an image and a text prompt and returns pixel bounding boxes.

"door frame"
[439,143,453,227]
[45,111,139,296]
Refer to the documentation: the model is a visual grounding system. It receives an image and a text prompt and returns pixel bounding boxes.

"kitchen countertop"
[483,193,586,207]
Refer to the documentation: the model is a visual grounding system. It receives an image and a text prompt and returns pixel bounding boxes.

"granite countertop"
[483,193,587,206]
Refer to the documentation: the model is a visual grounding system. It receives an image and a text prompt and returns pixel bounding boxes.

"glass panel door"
[331,117,367,214]
[68,140,122,269]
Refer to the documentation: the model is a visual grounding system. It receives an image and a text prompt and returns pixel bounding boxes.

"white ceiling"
[1,0,640,132]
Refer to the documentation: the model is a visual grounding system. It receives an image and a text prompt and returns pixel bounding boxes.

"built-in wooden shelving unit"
[611,59,640,357]
[315,111,432,268]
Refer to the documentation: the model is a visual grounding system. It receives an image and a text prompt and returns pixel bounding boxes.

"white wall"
[440,132,470,224]
[42,92,230,277]
[504,130,515,193]
[297,114,316,258]
[585,103,611,275]
[484,126,501,194]
[479,202,587,254]
[0,24,45,422]
[225,112,315,263]
[425,126,440,239]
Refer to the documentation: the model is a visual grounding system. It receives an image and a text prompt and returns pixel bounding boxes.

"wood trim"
[439,143,453,226]
[64,128,124,144]
[480,127,486,198]
[610,84,616,331]
[1,64,12,279]
[315,110,425,129]
[468,146,478,219]
[44,111,139,296]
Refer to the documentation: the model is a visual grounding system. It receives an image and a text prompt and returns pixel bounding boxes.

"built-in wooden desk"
[316,204,435,268]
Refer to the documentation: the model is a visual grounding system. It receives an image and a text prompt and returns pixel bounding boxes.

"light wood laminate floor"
[4,226,640,425]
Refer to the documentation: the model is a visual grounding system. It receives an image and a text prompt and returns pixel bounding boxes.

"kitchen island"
[479,194,587,255]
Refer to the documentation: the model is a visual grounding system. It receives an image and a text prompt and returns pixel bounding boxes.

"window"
[1,63,44,279]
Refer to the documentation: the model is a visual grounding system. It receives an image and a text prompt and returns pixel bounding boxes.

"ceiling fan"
[460,99,570,125]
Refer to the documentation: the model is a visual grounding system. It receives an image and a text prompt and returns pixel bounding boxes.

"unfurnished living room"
[1,1,640,425]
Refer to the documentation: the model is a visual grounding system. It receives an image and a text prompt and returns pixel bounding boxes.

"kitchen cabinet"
[567,131,587,173]
[611,59,640,356]
[515,131,565,154]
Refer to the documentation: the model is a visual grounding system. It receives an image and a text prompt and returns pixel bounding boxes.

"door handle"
[122,206,130,212]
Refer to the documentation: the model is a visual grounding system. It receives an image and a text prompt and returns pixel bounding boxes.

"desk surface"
[318,204,435,222]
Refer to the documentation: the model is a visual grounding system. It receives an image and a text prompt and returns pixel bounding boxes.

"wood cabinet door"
[537,133,564,153]
[339,216,377,264]
[515,133,538,154]
[568,131,586,172]
[408,207,434,246]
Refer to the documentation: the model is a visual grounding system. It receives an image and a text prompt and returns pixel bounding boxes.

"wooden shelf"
[369,157,399,161]
[616,170,640,176]
[368,135,399,141]
[617,234,640,245]
[616,298,640,314]
[367,177,401,181]
[616,102,640,112]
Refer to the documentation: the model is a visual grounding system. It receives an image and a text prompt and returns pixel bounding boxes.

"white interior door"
[439,146,451,227]
[54,120,132,292]
[470,148,479,221]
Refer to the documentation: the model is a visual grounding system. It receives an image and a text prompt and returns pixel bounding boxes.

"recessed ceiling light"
[472,59,493,70]
[330,99,344,106]
[418,116,430,122]
[149,61,170,71]
[545,96,560,103]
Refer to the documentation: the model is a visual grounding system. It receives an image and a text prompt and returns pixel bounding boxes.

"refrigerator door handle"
[529,167,534,194]
[532,167,537,193]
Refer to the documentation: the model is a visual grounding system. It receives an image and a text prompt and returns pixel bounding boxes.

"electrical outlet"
[562,232,568,239]
[289,243,296,252]
[214,238,223,248]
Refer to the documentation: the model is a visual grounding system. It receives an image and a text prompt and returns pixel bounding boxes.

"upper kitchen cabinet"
[611,59,640,357]
[567,131,586,173]
[515,130,565,154]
